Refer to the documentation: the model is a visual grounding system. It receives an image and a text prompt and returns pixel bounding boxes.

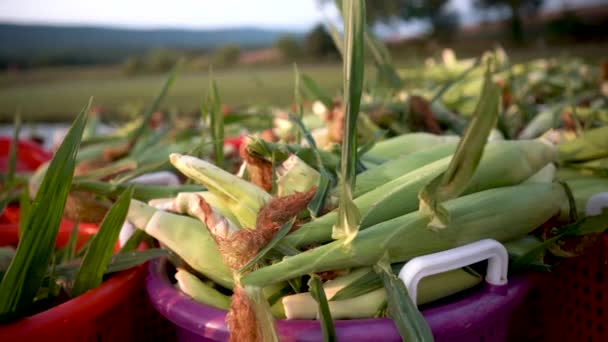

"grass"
[0,64,349,122]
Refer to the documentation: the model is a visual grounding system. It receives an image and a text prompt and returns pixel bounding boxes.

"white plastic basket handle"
[585,192,608,216]
[398,239,509,305]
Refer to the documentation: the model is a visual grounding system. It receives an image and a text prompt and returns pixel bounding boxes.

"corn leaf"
[53,249,168,280]
[374,257,433,342]
[364,31,402,90]
[294,64,303,144]
[308,275,337,342]
[330,263,403,301]
[511,211,608,271]
[6,113,20,188]
[17,183,30,240]
[430,58,480,103]
[205,69,225,169]
[301,74,333,110]
[0,114,21,216]
[0,102,89,322]
[326,20,344,60]
[63,222,80,264]
[71,185,134,297]
[333,0,364,243]
[239,218,296,274]
[129,63,179,155]
[288,113,334,218]
[418,57,500,230]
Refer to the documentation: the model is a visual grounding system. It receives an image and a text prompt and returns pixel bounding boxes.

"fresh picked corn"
[286,139,557,248]
[243,182,567,287]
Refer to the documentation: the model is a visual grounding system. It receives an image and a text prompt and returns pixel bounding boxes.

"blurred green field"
[1,42,605,123]
[0,64,353,122]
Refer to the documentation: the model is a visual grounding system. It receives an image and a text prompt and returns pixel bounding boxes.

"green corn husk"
[285,140,556,248]
[573,157,608,174]
[518,107,560,140]
[170,153,271,229]
[524,163,556,184]
[558,126,608,163]
[281,266,480,319]
[127,200,233,288]
[175,268,231,310]
[149,191,242,229]
[365,133,460,160]
[353,142,459,197]
[555,167,599,181]
[243,182,567,287]
[246,136,341,172]
[564,178,608,217]
[277,155,320,197]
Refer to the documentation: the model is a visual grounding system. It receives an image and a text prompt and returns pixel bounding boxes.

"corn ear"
[281,266,479,320]
[277,155,320,197]
[170,153,271,228]
[286,140,556,248]
[365,133,459,160]
[558,126,608,163]
[244,183,567,287]
[128,200,233,288]
[353,142,458,197]
[175,268,231,310]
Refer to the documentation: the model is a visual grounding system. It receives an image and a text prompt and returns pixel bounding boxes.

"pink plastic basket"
[146,257,530,342]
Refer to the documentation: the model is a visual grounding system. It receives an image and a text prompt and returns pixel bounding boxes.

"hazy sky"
[0,0,601,31]
[0,0,335,30]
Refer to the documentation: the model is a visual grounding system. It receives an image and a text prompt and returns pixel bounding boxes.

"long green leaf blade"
[419,56,500,229]
[333,0,364,243]
[308,275,337,342]
[71,185,134,297]
[238,218,296,274]
[287,113,334,218]
[374,257,433,342]
[208,70,225,169]
[301,74,333,110]
[0,101,89,321]
[130,63,180,155]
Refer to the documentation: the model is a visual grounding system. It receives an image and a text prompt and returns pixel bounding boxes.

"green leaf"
[308,275,337,342]
[331,264,403,301]
[238,218,296,274]
[129,63,180,155]
[374,257,433,342]
[0,101,90,322]
[326,21,345,60]
[206,69,225,169]
[71,185,134,297]
[63,222,80,264]
[53,249,168,280]
[511,211,608,271]
[364,31,402,90]
[287,113,335,217]
[294,64,304,145]
[418,56,500,230]
[0,114,22,216]
[17,184,30,240]
[6,113,21,189]
[333,0,364,243]
[301,73,333,110]
[430,58,480,103]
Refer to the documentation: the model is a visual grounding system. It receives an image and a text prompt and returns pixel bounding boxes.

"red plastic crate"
[0,225,176,341]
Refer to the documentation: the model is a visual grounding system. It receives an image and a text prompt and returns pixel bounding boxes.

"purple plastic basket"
[146,258,530,342]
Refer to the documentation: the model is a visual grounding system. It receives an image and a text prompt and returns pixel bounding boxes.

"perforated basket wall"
[511,234,607,342]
